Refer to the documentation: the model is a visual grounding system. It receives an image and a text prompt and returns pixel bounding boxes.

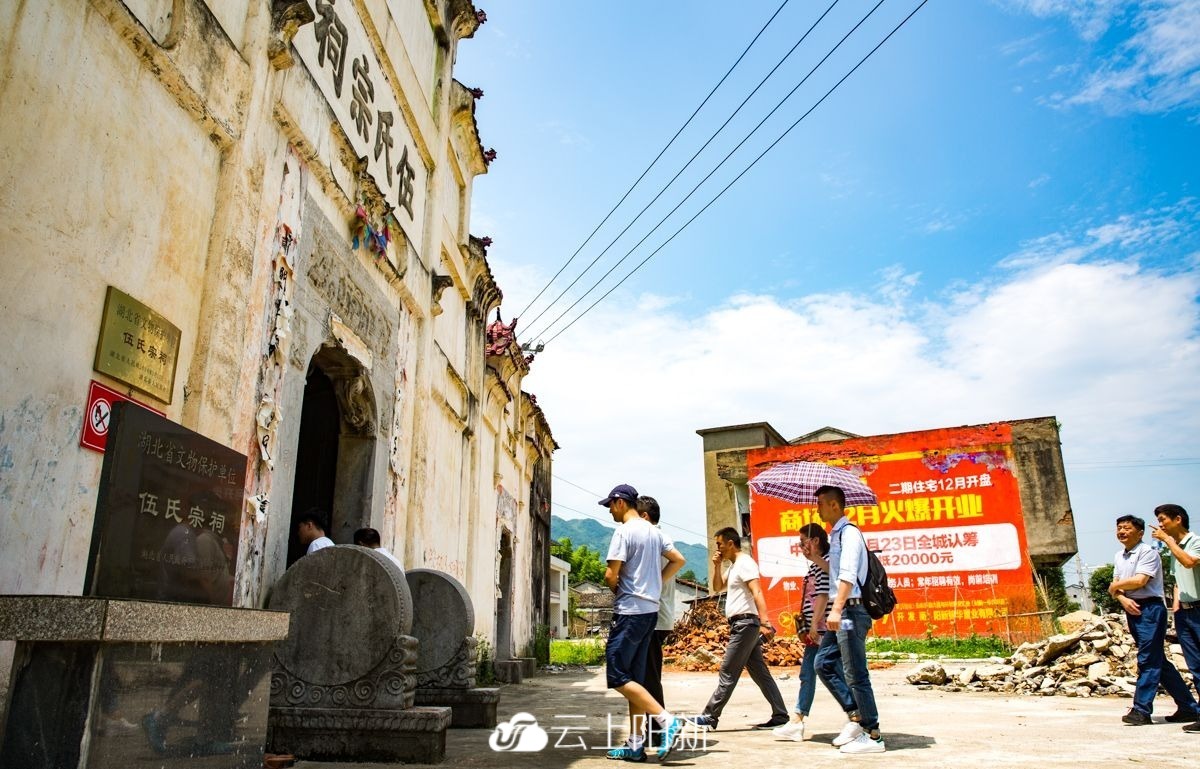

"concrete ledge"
[517,657,537,678]
[0,596,290,643]
[415,686,500,728]
[493,660,522,684]
[268,705,451,763]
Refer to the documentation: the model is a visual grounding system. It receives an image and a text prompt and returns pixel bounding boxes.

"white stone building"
[548,555,571,639]
[0,0,555,700]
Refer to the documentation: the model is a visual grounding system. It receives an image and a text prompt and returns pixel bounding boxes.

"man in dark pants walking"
[687,527,788,731]
[1109,513,1200,725]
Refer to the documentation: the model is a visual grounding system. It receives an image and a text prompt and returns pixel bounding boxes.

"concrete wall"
[0,0,555,706]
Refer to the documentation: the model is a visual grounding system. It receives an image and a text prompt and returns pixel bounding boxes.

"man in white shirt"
[296,510,334,555]
[1109,513,1199,725]
[815,485,885,754]
[687,527,788,731]
[1151,503,1200,732]
[600,484,687,762]
[353,527,403,569]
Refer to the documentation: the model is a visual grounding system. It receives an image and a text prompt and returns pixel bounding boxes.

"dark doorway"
[496,532,513,660]
[288,366,340,566]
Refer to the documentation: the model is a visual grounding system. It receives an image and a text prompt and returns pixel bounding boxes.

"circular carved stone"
[405,568,475,674]
[269,546,412,686]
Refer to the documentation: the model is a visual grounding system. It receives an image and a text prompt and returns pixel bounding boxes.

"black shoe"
[1183,720,1200,733]
[686,714,717,730]
[753,716,789,730]
[1165,709,1200,723]
[1122,709,1152,726]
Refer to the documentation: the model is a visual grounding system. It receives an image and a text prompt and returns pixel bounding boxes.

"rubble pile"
[906,611,1195,698]
[663,599,808,671]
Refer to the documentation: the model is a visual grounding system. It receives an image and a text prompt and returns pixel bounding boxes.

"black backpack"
[844,524,898,620]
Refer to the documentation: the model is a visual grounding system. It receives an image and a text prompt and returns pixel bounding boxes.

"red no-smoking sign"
[80,380,163,453]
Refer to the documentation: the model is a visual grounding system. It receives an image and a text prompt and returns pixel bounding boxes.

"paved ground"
[301,662,1197,768]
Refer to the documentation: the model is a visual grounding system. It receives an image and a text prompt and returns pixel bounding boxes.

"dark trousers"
[1126,600,1198,715]
[702,617,787,720]
[643,629,671,707]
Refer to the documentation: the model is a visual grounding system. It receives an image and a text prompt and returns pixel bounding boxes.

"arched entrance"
[495,530,513,661]
[288,345,378,566]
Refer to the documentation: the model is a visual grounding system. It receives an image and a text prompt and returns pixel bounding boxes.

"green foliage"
[678,569,699,583]
[475,634,495,685]
[533,624,551,666]
[1035,565,1080,616]
[866,634,1012,658]
[1089,564,1120,613]
[550,638,607,666]
[552,537,607,585]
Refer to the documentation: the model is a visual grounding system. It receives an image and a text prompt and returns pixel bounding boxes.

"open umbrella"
[748,460,878,507]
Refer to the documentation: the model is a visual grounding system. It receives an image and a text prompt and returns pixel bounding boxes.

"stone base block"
[414,687,500,728]
[517,657,537,678]
[493,660,522,684]
[267,706,451,763]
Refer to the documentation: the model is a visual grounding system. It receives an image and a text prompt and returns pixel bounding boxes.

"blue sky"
[455,1,1200,586]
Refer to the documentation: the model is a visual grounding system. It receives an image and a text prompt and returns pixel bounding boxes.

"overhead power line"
[515,0,794,322]
[539,0,927,345]
[521,0,844,336]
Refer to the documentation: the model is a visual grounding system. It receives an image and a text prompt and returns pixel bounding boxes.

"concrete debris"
[906,612,1197,699]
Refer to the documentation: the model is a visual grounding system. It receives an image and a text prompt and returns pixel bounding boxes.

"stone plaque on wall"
[84,403,246,605]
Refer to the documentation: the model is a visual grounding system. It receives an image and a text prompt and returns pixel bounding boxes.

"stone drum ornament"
[407,568,500,727]
[266,546,450,762]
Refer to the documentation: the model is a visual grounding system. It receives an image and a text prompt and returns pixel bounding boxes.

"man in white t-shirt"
[353,527,404,569]
[296,510,334,555]
[688,527,788,731]
[600,484,687,761]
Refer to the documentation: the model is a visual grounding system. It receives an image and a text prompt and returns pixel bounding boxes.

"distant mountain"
[551,515,709,582]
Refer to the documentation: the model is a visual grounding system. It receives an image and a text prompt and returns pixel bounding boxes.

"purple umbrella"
[748,460,878,507]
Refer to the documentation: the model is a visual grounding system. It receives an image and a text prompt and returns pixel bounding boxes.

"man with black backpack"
[814,485,886,754]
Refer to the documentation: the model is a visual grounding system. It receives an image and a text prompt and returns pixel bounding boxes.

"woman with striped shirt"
[774,523,847,741]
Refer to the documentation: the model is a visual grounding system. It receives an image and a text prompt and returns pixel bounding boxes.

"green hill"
[551,515,708,582]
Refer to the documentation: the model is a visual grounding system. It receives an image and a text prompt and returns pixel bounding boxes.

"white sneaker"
[832,721,864,747]
[773,721,805,741]
[839,732,885,754]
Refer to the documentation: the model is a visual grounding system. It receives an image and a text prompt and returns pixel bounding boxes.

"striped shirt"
[801,561,831,633]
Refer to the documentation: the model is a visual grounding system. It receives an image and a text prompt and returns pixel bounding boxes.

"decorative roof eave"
[465,235,502,317]
[451,80,488,176]
[522,391,559,451]
[447,0,482,41]
[486,315,531,382]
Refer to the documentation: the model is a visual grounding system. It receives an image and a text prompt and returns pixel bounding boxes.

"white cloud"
[1005,0,1200,113]
[525,206,1200,565]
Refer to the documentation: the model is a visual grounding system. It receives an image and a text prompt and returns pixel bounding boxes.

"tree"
[678,569,699,583]
[1088,564,1120,614]
[1035,565,1079,616]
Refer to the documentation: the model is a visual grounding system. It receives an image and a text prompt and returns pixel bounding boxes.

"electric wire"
[520,0,843,336]
[514,0,795,322]
[539,0,927,345]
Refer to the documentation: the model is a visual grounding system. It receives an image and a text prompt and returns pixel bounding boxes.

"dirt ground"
[301,662,1197,769]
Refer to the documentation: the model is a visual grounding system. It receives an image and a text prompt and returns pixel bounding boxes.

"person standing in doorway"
[601,484,688,761]
[814,485,885,754]
[1151,503,1200,732]
[1111,513,1200,725]
[353,527,403,569]
[296,509,334,555]
[688,527,789,732]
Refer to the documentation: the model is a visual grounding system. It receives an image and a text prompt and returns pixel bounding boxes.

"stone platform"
[268,705,451,763]
[414,687,500,728]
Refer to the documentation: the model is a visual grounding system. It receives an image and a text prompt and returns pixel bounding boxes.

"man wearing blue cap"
[600,483,687,761]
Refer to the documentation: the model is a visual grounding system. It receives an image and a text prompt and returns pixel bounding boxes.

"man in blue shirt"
[600,483,687,761]
[814,485,884,754]
[1108,514,1199,725]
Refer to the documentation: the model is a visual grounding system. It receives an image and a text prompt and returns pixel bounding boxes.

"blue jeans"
[814,619,859,719]
[816,604,878,731]
[793,635,821,716]
[1126,600,1197,715]
[1173,606,1200,697]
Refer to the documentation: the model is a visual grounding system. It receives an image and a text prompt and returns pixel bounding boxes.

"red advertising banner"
[748,422,1041,643]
